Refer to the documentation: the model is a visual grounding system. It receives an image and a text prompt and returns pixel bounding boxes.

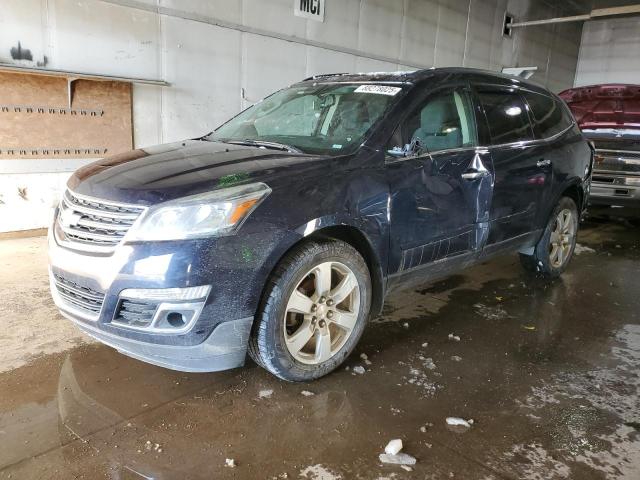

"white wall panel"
[400,0,438,67]
[354,56,400,74]
[162,16,242,141]
[434,0,468,67]
[358,0,404,60]
[306,0,360,50]
[465,0,499,69]
[575,17,640,86]
[160,0,243,24]
[0,0,48,66]
[243,0,307,38]
[241,34,306,106]
[132,84,162,147]
[305,46,356,78]
[51,0,160,78]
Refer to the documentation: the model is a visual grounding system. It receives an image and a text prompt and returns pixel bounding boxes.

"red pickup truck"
[559,84,640,208]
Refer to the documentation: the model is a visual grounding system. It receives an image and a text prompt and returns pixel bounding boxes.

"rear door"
[475,87,550,248]
[521,90,576,223]
[386,86,493,279]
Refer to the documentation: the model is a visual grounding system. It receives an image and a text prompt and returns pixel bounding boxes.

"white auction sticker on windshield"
[354,85,402,96]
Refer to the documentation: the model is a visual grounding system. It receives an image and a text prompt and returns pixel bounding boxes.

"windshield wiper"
[226,139,304,154]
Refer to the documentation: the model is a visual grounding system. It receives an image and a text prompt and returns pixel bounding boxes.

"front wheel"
[520,197,579,278]
[248,239,371,382]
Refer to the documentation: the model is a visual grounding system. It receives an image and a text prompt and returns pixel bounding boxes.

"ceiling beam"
[508,3,640,28]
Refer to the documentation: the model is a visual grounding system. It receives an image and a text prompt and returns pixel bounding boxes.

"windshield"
[207,83,406,155]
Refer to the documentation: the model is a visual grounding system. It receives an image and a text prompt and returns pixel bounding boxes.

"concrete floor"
[0,211,638,480]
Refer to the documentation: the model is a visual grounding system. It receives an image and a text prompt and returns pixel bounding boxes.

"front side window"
[477,90,533,145]
[208,83,405,155]
[522,91,574,139]
[388,89,477,157]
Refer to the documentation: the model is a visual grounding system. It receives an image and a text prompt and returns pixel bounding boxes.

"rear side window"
[477,90,533,145]
[522,91,574,139]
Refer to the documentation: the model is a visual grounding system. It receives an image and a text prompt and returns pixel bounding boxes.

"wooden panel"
[0,71,132,159]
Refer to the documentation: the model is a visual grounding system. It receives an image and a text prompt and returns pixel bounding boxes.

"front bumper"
[48,226,263,372]
[61,308,252,372]
[589,176,640,208]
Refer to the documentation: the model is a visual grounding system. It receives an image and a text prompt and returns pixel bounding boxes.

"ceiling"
[563,0,640,14]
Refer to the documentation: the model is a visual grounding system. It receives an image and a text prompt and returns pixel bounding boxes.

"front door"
[386,87,493,282]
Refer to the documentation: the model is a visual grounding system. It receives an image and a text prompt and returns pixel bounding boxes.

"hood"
[68,140,331,204]
[559,84,640,130]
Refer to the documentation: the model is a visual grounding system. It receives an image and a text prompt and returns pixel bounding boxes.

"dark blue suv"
[49,68,593,381]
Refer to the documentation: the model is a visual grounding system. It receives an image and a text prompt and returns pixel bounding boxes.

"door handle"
[537,159,552,168]
[461,170,489,180]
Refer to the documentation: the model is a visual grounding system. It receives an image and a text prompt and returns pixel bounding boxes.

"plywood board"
[0,71,132,159]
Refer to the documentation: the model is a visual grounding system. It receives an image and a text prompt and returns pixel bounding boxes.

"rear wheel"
[519,197,579,278]
[248,239,371,382]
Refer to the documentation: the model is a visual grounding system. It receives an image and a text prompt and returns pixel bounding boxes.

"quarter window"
[477,90,533,145]
[522,91,574,139]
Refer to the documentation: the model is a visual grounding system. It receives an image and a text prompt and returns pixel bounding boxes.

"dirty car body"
[560,84,640,208]
[49,68,592,375]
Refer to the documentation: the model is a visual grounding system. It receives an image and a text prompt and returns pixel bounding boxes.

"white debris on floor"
[421,357,437,370]
[360,353,368,360]
[473,303,508,320]
[258,389,274,399]
[379,453,417,465]
[225,458,236,468]
[299,464,342,480]
[379,438,417,466]
[446,417,472,428]
[451,355,462,362]
[448,333,461,342]
[402,322,409,329]
[384,439,403,455]
[353,365,366,375]
[574,243,596,255]
[301,390,315,397]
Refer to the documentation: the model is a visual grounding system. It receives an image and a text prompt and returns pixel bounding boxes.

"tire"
[519,196,579,278]
[248,239,372,382]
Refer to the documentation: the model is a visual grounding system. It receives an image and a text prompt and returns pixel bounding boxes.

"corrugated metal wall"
[0,0,584,232]
[574,16,640,87]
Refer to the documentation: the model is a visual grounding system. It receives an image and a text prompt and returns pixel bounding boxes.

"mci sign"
[294,0,324,22]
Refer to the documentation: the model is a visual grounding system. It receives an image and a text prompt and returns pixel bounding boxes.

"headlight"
[127,183,271,241]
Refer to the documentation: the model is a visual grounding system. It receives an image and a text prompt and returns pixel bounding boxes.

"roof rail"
[301,73,351,82]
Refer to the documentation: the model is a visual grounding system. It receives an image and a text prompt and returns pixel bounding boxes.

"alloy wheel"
[549,208,575,268]
[283,261,360,365]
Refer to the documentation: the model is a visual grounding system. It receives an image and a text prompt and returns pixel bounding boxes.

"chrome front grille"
[53,274,105,316]
[56,189,145,251]
[593,148,640,176]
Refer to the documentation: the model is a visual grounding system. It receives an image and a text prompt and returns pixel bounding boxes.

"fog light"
[114,285,211,334]
[167,312,186,327]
